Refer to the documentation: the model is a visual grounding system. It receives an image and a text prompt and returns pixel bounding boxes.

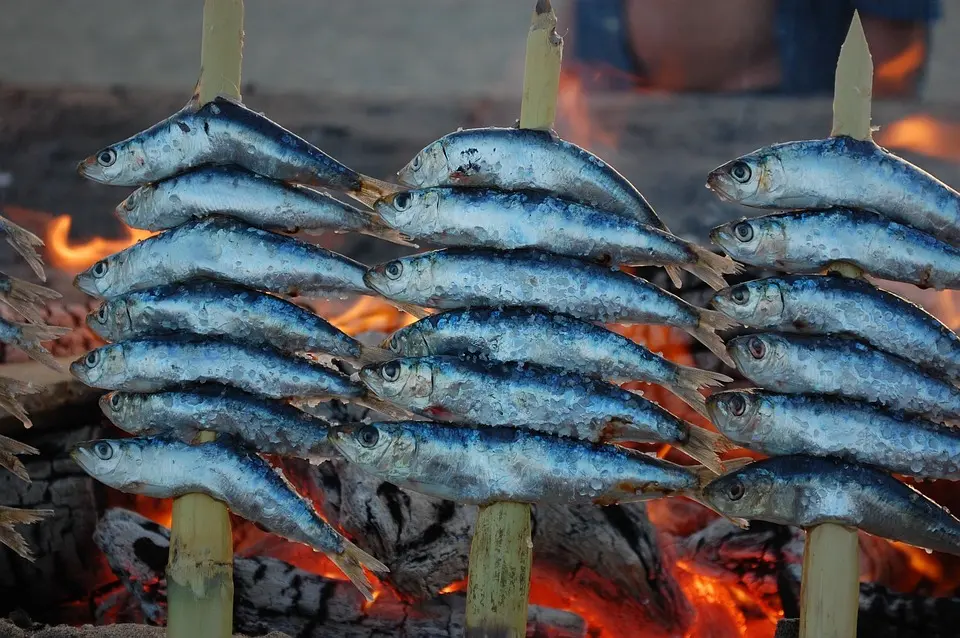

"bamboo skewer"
[166,2,244,636]
[798,11,870,638]
[464,2,562,636]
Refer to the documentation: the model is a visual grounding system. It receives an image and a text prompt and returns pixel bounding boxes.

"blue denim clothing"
[571,0,941,94]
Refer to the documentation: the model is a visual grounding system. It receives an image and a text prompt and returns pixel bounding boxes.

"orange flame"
[876,114,960,164]
[327,296,417,335]
[45,215,154,273]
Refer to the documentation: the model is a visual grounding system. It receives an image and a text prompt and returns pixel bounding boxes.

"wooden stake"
[166,2,243,637]
[465,2,561,637]
[800,11,868,638]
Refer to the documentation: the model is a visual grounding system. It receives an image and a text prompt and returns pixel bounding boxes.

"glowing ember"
[327,296,417,335]
[45,215,155,273]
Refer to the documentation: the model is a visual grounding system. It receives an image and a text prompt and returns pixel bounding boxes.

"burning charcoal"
[94,508,588,638]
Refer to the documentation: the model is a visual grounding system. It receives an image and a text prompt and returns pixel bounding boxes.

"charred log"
[95,508,586,638]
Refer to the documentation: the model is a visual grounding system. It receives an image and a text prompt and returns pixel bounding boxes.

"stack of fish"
[0,216,62,559]
[64,90,430,599]
[700,135,960,555]
[328,126,741,506]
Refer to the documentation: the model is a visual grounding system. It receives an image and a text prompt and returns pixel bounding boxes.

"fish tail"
[0,378,38,429]
[329,539,389,602]
[354,395,413,421]
[670,365,733,418]
[686,311,736,367]
[676,426,731,475]
[665,265,684,289]
[0,506,52,562]
[2,277,60,324]
[356,344,395,366]
[359,216,419,249]
[0,217,46,282]
[0,433,39,482]
[351,175,405,208]
[15,322,71,371]
[391,301,430,320]
[684,245,743,291]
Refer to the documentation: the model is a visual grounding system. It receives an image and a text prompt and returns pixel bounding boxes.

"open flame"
[45,215,155,273]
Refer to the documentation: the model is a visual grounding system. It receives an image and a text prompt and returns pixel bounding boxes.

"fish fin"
[665,265,684,289]
[0,434,38,483]
[0,506,52,561]
[329,539,389,602]
[669,365,733,418]
[1,276,60,324]
[356,345,395,366]
[685,319,735,368]
[185,79,202,110]
[354,395,413,421]
[351,176,405,208]
[676,426,729,475]
[0,217,46,282]
[684,245,743,291]
[688,493,751,530]
[0,379,38,429]
[361,218,419,248]
[392,302,430,320]
[13,322,71,371]
[669,385,709,419]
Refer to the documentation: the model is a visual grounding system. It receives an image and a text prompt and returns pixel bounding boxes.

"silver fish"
[0,216,45,281]
[359,356,728,473]
[100,387,337,464]
[708,390,960,480]
[706,137,960,246]
[329,421,708,506]
[73,216,370,300]
[0,273,61,324]
[0,318,70,371]
[69,336,362,400]
[711,275,960,384]
[364,248,735,365]
[728,333,960,421]
[0,378,38,429]
[374,187,739,289]
[398,127,669,230]
[70,436,387,598]
[87,281,390,365]
[0,506,52,562]
[116,165,410,245]
[77,94,395,205]
[710,209,960,290]
[385,307,731,418]
[703,454,960,556]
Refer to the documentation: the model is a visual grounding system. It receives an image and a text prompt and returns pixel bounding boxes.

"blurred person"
[568,0,940,96]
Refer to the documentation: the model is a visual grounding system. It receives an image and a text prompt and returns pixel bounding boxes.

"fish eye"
[730,286,750,304]
[726,479,745,501]
[94,441,114,460]
[85,350,101,368]
[92,260,110,278]
[748,337,766,359]
[393,192,412,210]
[411,154,422,171]
[729,161,751,183]
[733,222,754,242]
[96,305,108,322]
[388,338,401,352]
[109,393,122,409]
[381,361,401,382]
[97,148,117,167]
[357,425,380,448]
[384,261,403,280]
[729,393,746,416]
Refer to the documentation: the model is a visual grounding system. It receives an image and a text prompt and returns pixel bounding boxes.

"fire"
[327,296,417,335]
[556,67,619,151]
[45,215,154,273]
[876,114,960,164]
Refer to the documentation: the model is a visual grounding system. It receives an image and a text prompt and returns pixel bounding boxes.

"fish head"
[711,280,785,326]
[74,252,125,299]
[114,184,159,228]
[706,150,785,206]
[70,344,126,389]
[99,392,153,435]
[397,140,449,187]
[328,422,419,476]
[702,460,776,522]
[726,334,790,380]
[364,255,432,302]
[70,438,147,491]
[705,389,770,443]
[374,189,440,232]
[383,322,432,357]
[709,217,782,263]
[359,357,433,401]
[86,299,129,341]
